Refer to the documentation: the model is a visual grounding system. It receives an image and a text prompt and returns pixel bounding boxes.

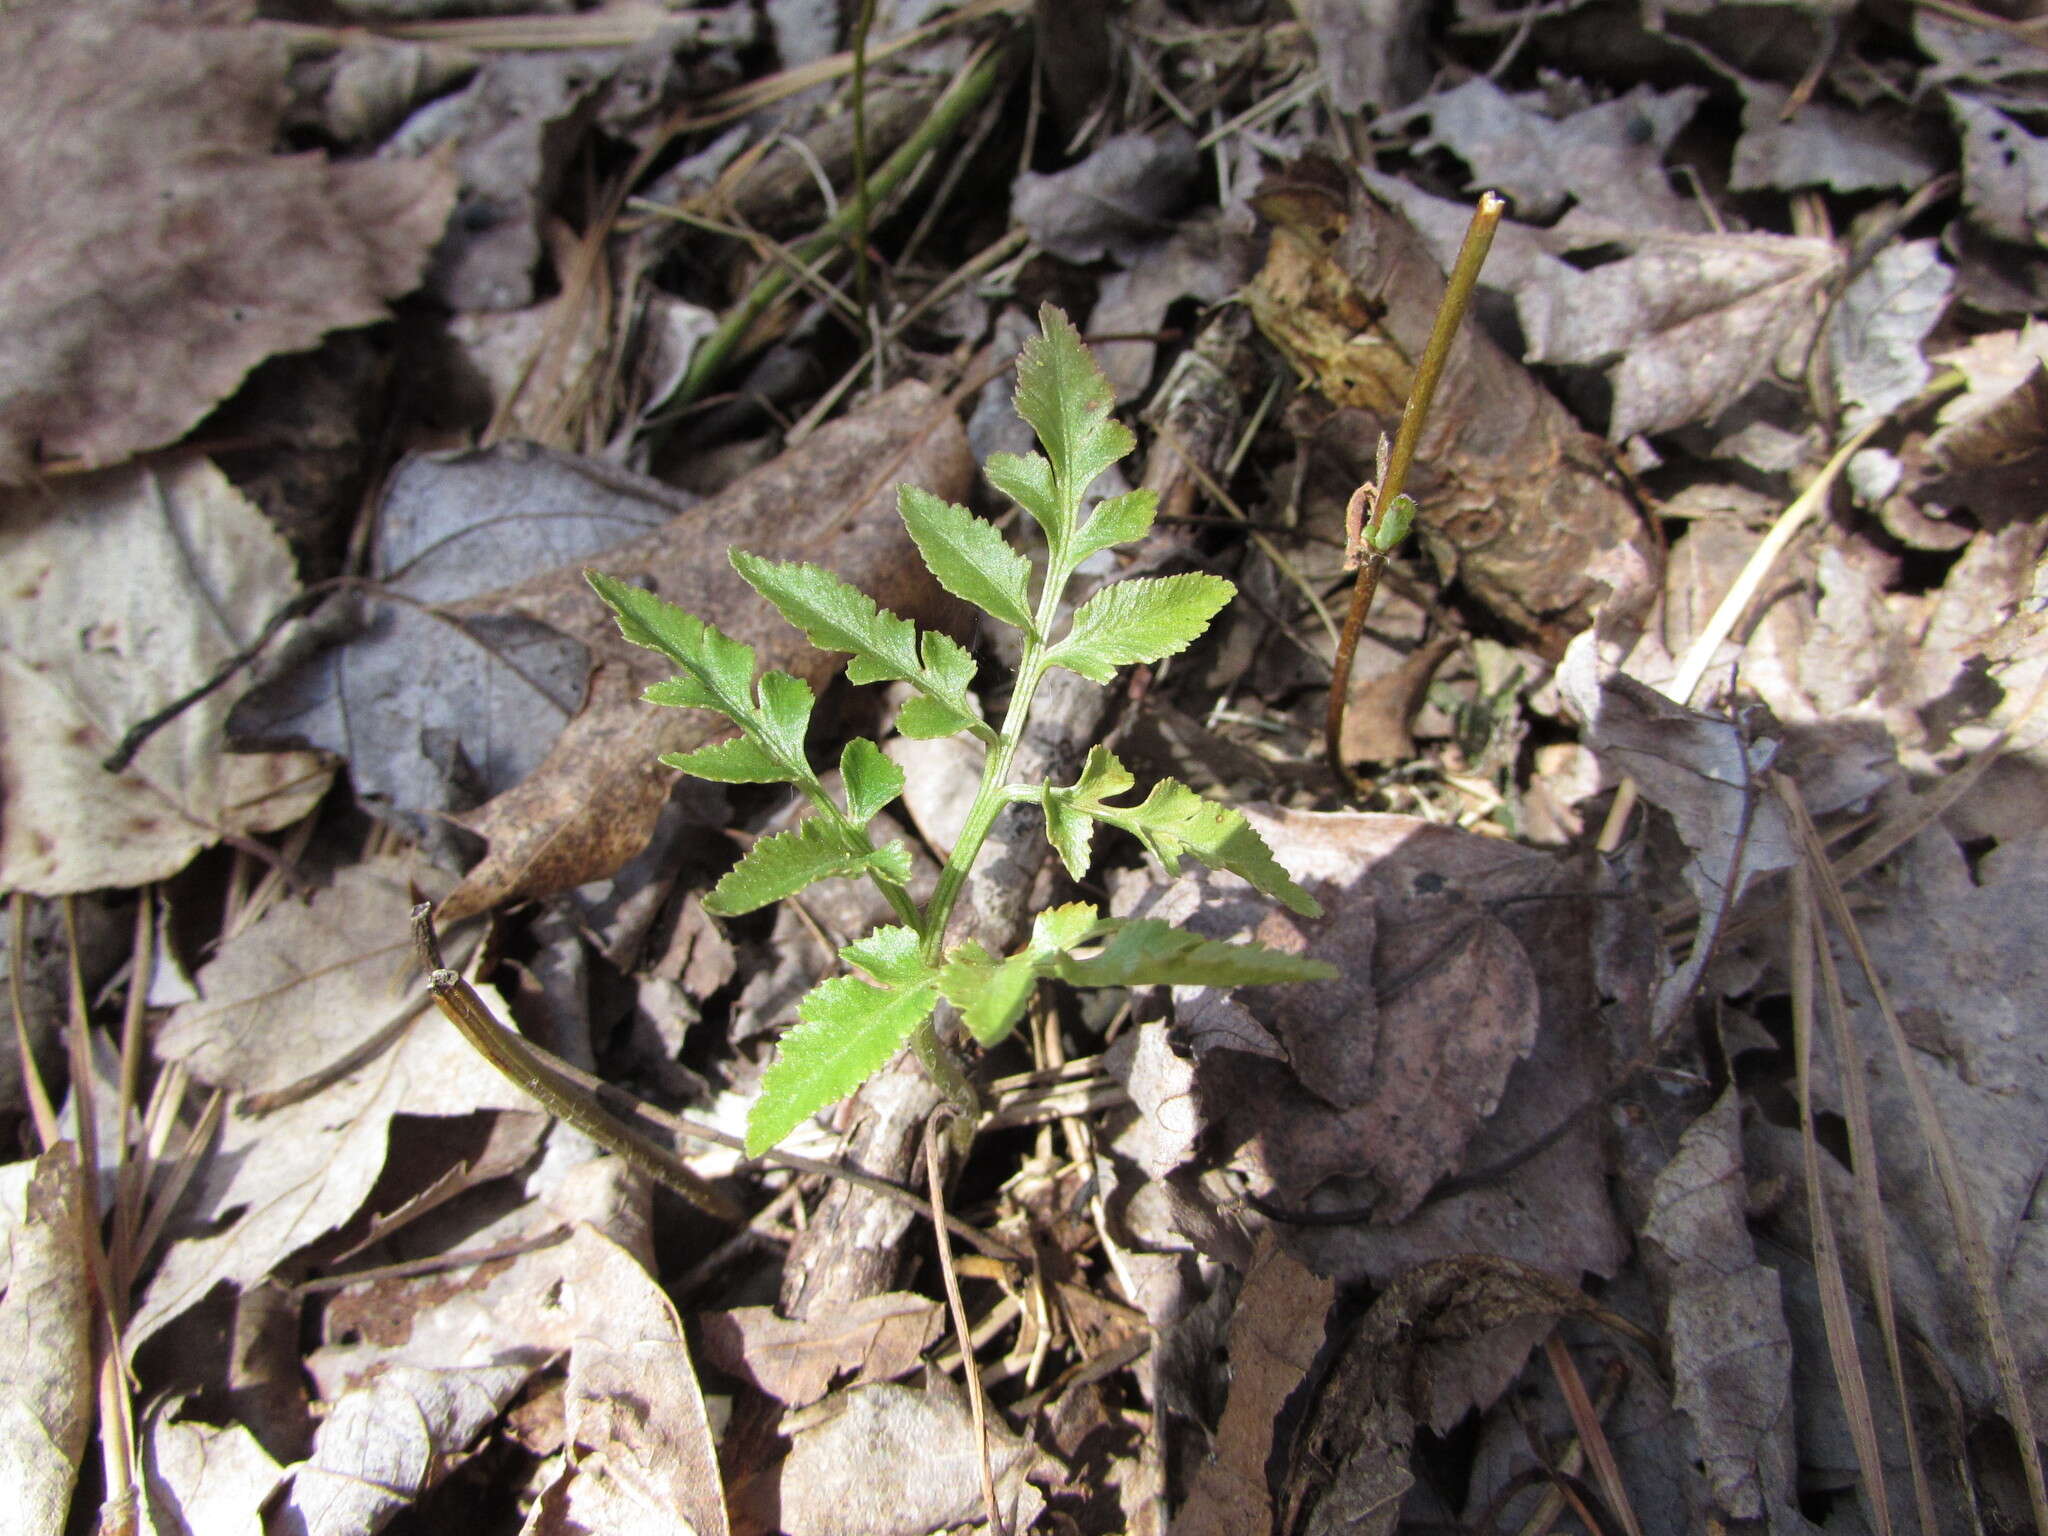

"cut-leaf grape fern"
[589,304,1334,1155]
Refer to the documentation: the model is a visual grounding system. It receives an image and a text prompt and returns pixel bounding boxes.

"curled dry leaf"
[0,1152,92,1536]
[0,457,332,896]
[0,4,455,481]
[282,1362,532,1536]
[439,379,973,920]
[529,1226,728,1536]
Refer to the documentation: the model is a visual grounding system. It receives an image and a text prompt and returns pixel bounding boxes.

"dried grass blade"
[1782,782,2048,1534]
[1543,1333,1644,1536]
[1789,852,1895,1535]
[925,1112,1009,1536]
[1795,787,1940,1536]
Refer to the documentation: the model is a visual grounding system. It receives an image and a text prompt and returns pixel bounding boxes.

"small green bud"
[1370,494,1418,553]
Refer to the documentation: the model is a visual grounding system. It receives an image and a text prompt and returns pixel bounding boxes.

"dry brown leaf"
[1172,1233,1335,1536]
[0,4,455,481]
[697,1293,944,1408]
[1124,811,1550,1223]
[0,1151,92,1536]
[1752,822,2048,1429]
[309,1162,652,1403]
[0,457,332,895]
[440,379,973,920]
[1278,1257,1597,1536]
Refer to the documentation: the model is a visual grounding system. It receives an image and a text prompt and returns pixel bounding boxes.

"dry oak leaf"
[0,457,332,895]
[0,2,456,482]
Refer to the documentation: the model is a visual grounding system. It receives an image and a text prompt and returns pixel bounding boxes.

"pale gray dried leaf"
[384,50,611,312]
[529,1226,729,1536]
[1730,81,1935,194]
[698,1294,943,1408]
[157,858,456,1099]
[777,1384,1047,1536]
[1949,93,2048,247]
[231,444,685,858]
[1558,669,1797,913]
[1369,168,1840,438]
[1290,0,1430,113]
[1088,218,1252,401]
[1107,1022,1206,1184]
[283,1362,531,1536]
[1011,127,1200,265]
[0,1152,91,1536]
[1407,75,1706,232]
[0,5,454,481]
[0,458,332,895]
[1828,239,1953,430]
[1917,12,2048,95]
[139,1406,285,1536]
[1640,1091,1801,1526]
[1519,233,1841,439]
[131,975,531,1348]
[307,1171,654,1402]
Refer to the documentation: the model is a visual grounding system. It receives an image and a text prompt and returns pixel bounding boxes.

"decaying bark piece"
[440,380,973,919]
[1245,157,1656,653]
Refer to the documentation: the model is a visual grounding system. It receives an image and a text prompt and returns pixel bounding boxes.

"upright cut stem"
[1324,191,1503,796]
